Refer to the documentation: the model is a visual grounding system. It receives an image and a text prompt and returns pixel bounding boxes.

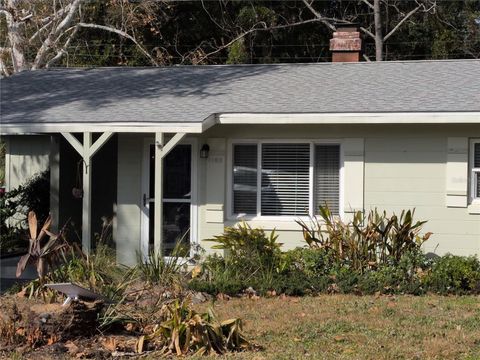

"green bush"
[188,278,245,296]
[194,222,283,295]
[206,222,282,275]
[296,205,432,272]
[279,247,337,277]
[424,255,480,295]
[1,170,50,255]
[187,253,246,296]
[189,218,480,297]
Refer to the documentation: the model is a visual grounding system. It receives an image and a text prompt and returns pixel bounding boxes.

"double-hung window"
[231,141,341,217]
[471,140,480,202]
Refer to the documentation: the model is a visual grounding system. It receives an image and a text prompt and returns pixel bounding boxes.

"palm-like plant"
[16,211,69,282]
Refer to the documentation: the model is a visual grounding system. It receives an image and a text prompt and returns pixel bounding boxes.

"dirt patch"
[0,285,221,359]
[0,294,103,350]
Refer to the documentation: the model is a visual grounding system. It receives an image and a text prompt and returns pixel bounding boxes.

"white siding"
[4,135,50,191]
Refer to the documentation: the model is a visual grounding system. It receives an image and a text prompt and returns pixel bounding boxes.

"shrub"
[188,278,245,296]
[187,253,247,296]
[272,272,316,296]
[206,222,282,275]
[1,171,50,255]
[424,255,480,295]
[296,205,432,272]
[137,250,185,289]
[194,222,283,295]
[279,247,337,277]
[57,244,134,301]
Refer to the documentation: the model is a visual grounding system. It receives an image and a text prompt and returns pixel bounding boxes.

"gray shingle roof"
[1,60,479,126]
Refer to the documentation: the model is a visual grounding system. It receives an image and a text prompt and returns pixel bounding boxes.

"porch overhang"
[0,119,212,135]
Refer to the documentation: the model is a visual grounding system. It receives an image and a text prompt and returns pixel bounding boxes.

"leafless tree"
[302,0,438,61]
[0,0,161,76]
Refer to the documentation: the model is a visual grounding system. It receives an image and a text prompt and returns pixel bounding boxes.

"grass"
[189,295,480,360]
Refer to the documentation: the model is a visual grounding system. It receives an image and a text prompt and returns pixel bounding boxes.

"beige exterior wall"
[6,124,479,264]
[197,124,480,257]
[4,135,51,191]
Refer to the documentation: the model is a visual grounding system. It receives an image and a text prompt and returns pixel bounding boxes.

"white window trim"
[470,138,480,205]
[226,138,344,222]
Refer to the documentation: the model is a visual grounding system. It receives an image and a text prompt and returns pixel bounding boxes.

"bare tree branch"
[46,25,79,68]
[77,23,159,66]
[383,4,421,41]
[301,0,336,31]
[360,0,375,10]
[29,5,75,45]
[0,46,11,76]
[196,17,340,64]
[32,0,83,69]
[0,9,13,22]
[1,3,27,72]
[360,26,375,40]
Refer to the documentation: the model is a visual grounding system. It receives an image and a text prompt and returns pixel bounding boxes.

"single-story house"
[1,31,479,264]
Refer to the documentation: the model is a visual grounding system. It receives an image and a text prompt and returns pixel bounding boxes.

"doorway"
[141,141,197,258]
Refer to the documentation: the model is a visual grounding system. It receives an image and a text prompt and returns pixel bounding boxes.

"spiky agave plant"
[16,211,69,283]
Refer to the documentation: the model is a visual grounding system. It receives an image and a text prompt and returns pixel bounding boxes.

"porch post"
[154,132,164,254]
[49,135,60,233]
[152,132,187,255]
[61,131,114,254]
[82,132,92,253]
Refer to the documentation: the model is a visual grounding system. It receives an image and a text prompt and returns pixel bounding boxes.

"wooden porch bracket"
[61,132,114,253]
[153,132,186,255]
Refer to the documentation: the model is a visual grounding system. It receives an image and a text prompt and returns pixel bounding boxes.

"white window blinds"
[233,144,258,214]
[474,142,480,198]
[261,144,310,216]
[314,145,341,214]
[232,142,341,216]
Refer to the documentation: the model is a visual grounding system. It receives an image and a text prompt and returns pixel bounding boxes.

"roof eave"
[1,112,479,135]
[217,112,480,125]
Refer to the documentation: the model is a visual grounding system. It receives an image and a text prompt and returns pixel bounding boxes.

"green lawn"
[192,295,480,360]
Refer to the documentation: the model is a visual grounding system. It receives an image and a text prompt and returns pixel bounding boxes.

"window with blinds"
[232,142,341,216]
[233,144,258,214]
[261,144,310,216]
[473,142,480,198]
[314,145,341,214]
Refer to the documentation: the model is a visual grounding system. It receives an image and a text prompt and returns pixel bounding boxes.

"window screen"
[233,144,258,214]
[315,144,341,214]
[261,143,310,216]
[475,143,480,198]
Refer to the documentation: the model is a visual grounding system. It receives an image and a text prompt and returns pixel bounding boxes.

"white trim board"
[217,112,480,124]
[2,112,479,135]
[1,122,205,134]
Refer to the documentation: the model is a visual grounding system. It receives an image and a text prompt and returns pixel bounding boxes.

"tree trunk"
[374,0,383,61]
[8,24,27,72]
[3,0,27,72]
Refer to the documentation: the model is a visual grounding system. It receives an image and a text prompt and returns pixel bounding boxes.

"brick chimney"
[329,25,362,62]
